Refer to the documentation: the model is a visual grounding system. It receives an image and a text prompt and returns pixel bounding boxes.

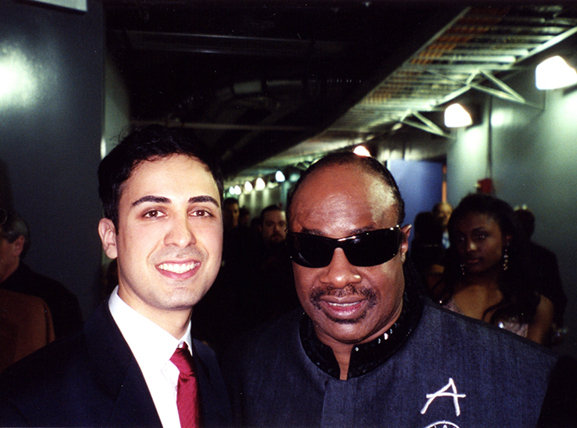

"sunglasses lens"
[345,229,401,266]
[288,233,333,267]
[288,228,402,268]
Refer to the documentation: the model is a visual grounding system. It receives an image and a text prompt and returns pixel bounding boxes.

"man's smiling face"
[99,154,223,326]
[289,163,409,348]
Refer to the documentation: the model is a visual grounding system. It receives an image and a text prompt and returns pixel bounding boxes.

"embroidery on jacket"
[420,377,466,416]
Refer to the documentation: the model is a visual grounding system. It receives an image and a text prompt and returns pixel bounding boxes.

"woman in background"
[431,193,554,345]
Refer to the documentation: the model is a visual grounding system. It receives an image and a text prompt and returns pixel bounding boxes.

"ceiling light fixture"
[244,181,253,193]
[275,170,286,182]
[255,177,266,190]
[444,103,473,128]
[535,55,577,90]
[353,145,371,157]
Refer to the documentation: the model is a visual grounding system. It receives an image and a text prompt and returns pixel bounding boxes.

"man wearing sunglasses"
[222,151,565,427]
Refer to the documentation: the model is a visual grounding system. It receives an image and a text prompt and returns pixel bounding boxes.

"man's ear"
[98,218,118,259]
[12,236,25,257]
[400,224,412,263]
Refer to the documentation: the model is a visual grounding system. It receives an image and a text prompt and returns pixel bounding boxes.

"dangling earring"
[502,247,510,271]
[460,263,466,276]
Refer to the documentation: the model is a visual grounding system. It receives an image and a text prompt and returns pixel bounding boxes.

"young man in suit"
[0,126,231,427]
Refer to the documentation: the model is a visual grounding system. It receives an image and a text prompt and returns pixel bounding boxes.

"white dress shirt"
[108,286,192,428]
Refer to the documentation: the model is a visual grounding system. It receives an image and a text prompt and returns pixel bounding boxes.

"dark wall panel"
[0,0,104,316]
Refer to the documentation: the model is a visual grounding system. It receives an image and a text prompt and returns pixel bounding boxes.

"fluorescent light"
[444,103,473,128]
[535,55,577,90]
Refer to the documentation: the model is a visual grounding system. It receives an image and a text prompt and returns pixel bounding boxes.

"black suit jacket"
[0,302,232,427]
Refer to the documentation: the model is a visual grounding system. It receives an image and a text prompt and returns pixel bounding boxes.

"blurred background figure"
[223,197,240,232]
[514,207,567,344]
[0,210,82,339]
[430,194,554,345]
[0,209,55,372]
[193,205,298,354]
[409,211,445,292]
[432,201,453,249]
[238,207,251,229]
[260,205,287,248]
[244,205,298,327]
[0,289,54,372]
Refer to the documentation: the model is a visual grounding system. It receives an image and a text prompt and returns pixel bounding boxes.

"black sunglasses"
[287,226,402,268]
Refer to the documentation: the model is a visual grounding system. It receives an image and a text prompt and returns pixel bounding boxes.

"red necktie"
[171,343,201,428]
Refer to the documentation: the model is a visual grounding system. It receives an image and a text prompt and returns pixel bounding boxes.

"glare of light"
[535,55,577,90]
[353,145,371,157]
[228,186,236,195]
[100,138,108,160]
[444,103,473,128]
[275,170,286,182]
[0,47,38,110]
[255,177,266,191]
[244,181,253,193]
[391,123,403,131]
[289,172,301,182]
[234,185,242,195]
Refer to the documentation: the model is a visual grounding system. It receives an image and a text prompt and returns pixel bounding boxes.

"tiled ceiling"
[103,2,577,185]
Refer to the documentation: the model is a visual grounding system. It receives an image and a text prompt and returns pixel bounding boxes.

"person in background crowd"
[514,207,567,344]
[433,201,452,249]
[0,210,82,339]
[221,151,563,427]
[432,194,554,345]
[243,205,299,329]
[0,126,231,427]
[238,207,251,229]
[409,211,445,292]
[222,197,239,232]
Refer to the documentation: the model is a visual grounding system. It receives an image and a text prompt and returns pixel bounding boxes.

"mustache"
[310,285,377,325]
[310,285,376,303]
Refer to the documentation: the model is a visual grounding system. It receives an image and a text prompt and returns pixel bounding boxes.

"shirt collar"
[299,287,423,379]
[108,286,192,369]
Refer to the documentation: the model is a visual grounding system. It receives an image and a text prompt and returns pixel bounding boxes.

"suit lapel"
[192,339,232,426]
[85,303,163,427]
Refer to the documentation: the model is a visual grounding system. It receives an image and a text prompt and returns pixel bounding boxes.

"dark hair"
[286,151,405,227]
[260,204,283,223]
[223,197,239,208]
[438,193,539,324]
[514,207,535,238]
[98,125,223,228]
[0,211,30,257]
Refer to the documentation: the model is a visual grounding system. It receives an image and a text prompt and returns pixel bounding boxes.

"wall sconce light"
[444,103,473,128]
[275,170,286,182]
[255,177,266,191]
[244,181,253,193]
[535,55,577,90]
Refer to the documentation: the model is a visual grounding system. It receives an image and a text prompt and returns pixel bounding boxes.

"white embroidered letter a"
[420,378,466,417]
